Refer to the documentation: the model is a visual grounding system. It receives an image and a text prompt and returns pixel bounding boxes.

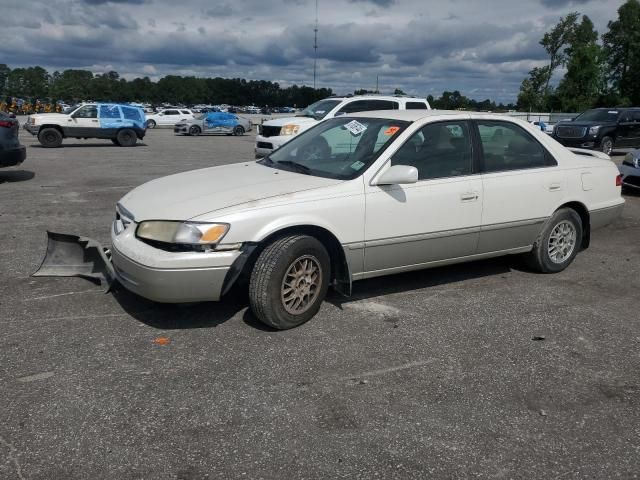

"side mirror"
[374,165,418,185]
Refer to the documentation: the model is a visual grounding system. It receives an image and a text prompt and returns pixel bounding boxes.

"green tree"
[602,0,640,105]
[0,64,10,97]
[516,66,551,111]
[556,15,604,111]
[540,12,580,94]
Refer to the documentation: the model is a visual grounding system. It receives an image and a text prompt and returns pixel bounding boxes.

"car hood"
[261,116,319,127]
[30,113,68,121]
[556,120,616,127]
[119,162,342,221]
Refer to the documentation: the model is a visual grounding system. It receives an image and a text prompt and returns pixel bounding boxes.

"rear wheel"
[38,128,63,148]
[524,208,583,273]
[146,119,156,129]
[233,125,245,136]
[116,129,137,147]
[249,235,330,330]
[600,136,613,155]
[189,125,201,136]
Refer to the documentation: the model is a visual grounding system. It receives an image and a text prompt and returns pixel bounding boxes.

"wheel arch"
[231,224,352,297]
[39,124,65,137]
[556,200,590,249]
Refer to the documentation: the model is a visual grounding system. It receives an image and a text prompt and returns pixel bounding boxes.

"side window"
[337,100,370,114]
[631,111,640,122]
[121,106,142,123]
[620,112,633,123]
[74,105,98,118]
[477,121,551,172]
[163,110,179,115]
[367,100,399,110]
[391,121,473,180]
[406,102,428,110]
[180,110,191,115]
[99,105,121,119]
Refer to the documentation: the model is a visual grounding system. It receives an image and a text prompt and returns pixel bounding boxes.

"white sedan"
[110,111,624,329]
[145,108,195,128]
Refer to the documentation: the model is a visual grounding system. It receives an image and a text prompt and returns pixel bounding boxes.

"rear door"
[628,110,640,148]
[475,120,563,254]
[158,109,180,125]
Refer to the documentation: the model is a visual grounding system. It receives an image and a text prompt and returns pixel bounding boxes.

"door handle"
[91,120,99,123]
[460,192,479,201]
[548,183,561,191]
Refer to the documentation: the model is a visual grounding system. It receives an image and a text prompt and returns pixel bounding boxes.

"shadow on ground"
[111,256,519,331]
[0,170,35,183]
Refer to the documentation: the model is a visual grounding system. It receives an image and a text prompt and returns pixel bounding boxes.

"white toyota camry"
[109,111,624,329]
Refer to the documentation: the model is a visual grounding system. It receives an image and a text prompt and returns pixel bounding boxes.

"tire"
[600,136,613,156]
[38,128,63,148]
[249,235,330,330]
[146,119,156,129]
[116,129,137,147]
[524,208,583,273]
[189,125,201,136]
[233,125,245,136]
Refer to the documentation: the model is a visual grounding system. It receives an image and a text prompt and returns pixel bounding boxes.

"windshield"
[259,116,410,180]
[574,109,620,122]
[297,99,341,120]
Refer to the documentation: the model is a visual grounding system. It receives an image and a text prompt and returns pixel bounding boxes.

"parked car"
[552,107,640,155]
[0,111,26,168]
[24,103,146,148]
[97,111,623,330]
[255,95,431,157]
[619,149,640,190]
[174,112,252,136]
[145,108,195,128]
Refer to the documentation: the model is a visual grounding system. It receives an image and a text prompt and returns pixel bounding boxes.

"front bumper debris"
[32,231,116,290]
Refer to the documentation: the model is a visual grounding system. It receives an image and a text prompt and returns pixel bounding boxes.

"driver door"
[363,120,482,274]
[67,105,99,137]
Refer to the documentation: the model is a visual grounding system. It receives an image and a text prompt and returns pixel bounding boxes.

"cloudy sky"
[0,0,626,103]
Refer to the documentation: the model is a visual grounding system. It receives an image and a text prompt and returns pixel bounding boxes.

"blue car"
[173,111,252,136]
[24,103,146,147]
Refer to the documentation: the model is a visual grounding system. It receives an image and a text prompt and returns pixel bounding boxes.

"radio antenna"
[313,0,319,89]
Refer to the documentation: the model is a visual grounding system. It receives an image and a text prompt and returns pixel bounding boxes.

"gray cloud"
[539,0,591,7]
[0,0,626,103]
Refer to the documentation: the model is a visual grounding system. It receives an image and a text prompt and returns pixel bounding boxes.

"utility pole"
[313,0,318,90]
[376,75,379,93]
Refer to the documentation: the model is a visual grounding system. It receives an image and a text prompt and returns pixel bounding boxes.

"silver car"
[174,112,252,136]
[619,149,640,190]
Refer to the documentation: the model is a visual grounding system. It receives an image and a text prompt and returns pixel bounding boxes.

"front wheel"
[600,136,613,156]
[38,128,63,148]
[189,125,201,136]
[146,119,156,129]
[524,208,583,273]
[233,126,245,136]
[249,235,330,330]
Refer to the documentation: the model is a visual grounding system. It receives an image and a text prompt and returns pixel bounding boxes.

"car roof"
[349,110,518,123]
[329,95,428,102]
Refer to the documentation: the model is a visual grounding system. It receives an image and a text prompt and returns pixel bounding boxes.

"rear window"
[406,102,429,109]
[100,105,121,119]
[122,106,143,123]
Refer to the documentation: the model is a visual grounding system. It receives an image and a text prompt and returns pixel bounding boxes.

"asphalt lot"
[1,124,639,480]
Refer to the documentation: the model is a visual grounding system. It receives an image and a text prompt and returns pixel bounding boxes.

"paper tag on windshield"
[608,111,619,114]
[344,120,367,136]
[351,160,365,170]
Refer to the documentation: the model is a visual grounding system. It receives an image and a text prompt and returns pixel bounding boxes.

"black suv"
[552,107,640,155]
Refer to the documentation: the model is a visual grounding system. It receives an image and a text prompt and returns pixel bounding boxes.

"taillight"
[616,174,623,187]
[0,120,14,128]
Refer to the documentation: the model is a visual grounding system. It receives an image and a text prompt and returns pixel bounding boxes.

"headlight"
[588,126,600,136]
[136,221,229,246]
[280,124,300,136]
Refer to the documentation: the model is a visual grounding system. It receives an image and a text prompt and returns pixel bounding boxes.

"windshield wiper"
[276,160,312,174]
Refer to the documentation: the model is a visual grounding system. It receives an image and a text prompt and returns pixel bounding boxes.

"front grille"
[260,125,281,137]
[556,126,587,138]
[257,141,273,149]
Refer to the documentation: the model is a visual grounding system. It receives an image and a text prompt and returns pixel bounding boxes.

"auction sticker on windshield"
[344,120,367,136]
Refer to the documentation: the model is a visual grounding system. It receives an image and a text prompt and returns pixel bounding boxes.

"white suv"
[145,108,195,128]
[255,95,430,157]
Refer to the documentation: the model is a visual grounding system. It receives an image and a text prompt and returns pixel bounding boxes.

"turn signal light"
[616,174,622,187]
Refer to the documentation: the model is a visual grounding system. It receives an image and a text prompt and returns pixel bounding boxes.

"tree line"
[0,65,334,108]
[517,0,640,112]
